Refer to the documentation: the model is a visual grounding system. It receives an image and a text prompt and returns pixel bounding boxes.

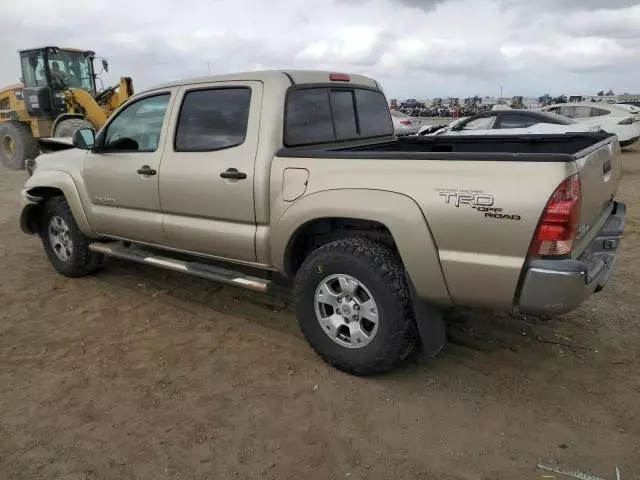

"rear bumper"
[619,136,639,148]
[517,201,626,316]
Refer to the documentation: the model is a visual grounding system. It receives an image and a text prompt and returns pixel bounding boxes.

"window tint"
[284,87,393,146]
[499,114,533,129]
[331,90,357,140]
[103,94,170,152]
[461,116,495,130]
[355,89,394,137]
[535,111,576,125]
[559,106,591,119]
[175,88,251,151]
[285,89,334,145]
[590,107,610,117]
[574,106,592,118]
[558,106,575,118]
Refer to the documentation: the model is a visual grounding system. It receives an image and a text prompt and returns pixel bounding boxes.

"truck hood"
[33,148,87,174]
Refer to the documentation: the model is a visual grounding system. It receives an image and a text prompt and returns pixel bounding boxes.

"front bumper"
[517,201,626,316]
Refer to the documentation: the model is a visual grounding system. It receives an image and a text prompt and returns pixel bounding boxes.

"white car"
[417,110,599,136]
[540,103,640,148]
[390,109,423,136]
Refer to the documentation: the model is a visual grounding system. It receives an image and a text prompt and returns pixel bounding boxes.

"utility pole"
[207,62,212,77]
[500,85,503,103]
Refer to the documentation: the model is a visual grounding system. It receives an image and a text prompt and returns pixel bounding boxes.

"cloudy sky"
[1,0,639,99]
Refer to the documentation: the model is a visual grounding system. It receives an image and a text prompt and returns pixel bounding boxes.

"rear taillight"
[529,174,581,257]
[400,120,412,125]
[618,117,634,125]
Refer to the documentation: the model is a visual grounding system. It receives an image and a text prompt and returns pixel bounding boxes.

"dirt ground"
[1,150,639,480]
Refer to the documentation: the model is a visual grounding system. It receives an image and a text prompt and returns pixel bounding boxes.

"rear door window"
[175,87,251,151]
[284,87,393,146]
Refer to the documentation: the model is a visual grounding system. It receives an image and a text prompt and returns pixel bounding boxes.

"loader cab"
[18,46,98,119]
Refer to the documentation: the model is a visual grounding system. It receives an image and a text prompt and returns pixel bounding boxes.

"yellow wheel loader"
[0,46,133,171]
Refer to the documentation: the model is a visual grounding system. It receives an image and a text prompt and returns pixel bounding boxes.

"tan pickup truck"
[19,70,626,375]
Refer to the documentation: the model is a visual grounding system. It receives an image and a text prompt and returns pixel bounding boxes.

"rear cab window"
[284,86,393,146]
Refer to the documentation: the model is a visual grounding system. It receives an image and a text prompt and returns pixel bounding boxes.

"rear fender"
[21,170,96,237]
[272,189,452,306]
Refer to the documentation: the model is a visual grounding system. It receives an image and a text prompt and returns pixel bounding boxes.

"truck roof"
[145,70,380,93]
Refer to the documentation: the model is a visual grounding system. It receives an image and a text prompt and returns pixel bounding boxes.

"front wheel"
[294,238,416,375]
[38,196,103,277]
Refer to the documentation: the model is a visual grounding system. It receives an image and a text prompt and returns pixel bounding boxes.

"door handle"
[137,165,156,176]
[220,168,247,180]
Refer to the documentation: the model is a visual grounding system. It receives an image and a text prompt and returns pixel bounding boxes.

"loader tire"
[0,121,39,170]
[54,118,95,137]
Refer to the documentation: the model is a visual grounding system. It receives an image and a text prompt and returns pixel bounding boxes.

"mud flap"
[407,275,446,357]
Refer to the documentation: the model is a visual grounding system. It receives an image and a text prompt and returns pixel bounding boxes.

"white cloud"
[0,0,639,99]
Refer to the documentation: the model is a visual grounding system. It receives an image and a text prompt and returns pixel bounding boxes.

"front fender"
[21,170,96,237]
[272,189,452,306]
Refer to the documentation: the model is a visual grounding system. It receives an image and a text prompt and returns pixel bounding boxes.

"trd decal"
[436,188,522,221]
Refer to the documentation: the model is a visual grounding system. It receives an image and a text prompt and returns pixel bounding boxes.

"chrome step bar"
[89,243,271,293]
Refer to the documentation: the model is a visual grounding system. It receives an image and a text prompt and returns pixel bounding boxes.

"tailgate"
[573,136,621,255]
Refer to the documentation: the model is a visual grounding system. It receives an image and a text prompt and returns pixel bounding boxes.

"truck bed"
[274,131,621,309]
[278,131,616,159]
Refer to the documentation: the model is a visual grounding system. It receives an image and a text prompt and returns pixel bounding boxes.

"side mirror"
[72,128,96,150]
[102,59,109,73]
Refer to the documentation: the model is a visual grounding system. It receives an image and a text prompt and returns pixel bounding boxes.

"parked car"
[540,103,640,147]
[417,110,597,136]
[20,70,625,375]
[391,109,422,135]
[617,101,640,109]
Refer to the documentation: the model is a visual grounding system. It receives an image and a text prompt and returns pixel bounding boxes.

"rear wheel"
[53,118,94,137]
[0,120,39,170]
[294,238,416,375]
[38,196,103,277]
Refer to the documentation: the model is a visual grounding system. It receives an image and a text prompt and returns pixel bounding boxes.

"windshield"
[48,50,96,92]
[20,49,96,92]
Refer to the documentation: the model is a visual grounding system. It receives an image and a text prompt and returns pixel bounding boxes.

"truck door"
[159,81,263,262]
[82,89,176,243]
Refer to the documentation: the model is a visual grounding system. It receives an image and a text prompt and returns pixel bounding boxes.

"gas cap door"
[282,168,309,202]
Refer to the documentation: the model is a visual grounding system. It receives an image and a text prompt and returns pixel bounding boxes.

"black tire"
[38,196,103,277]
[0,120,39,170]
[294,238,416,375]
[53,118,94,137]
